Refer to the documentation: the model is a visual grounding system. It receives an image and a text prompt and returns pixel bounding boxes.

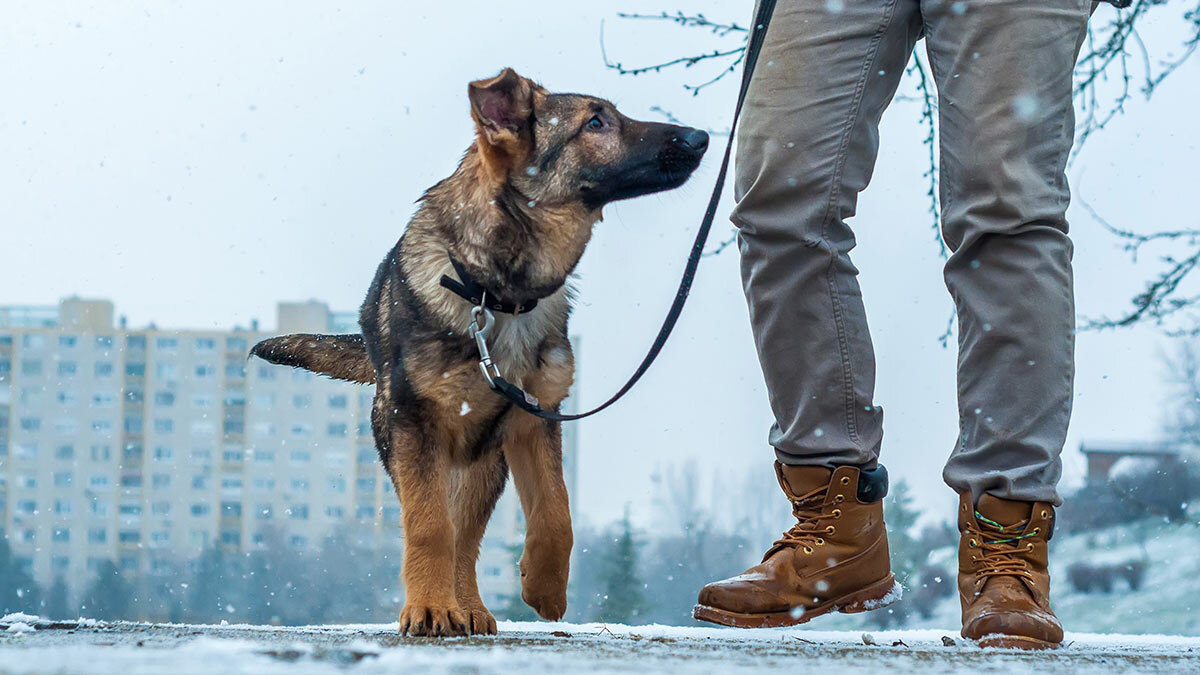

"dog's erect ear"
[469,68,540,163]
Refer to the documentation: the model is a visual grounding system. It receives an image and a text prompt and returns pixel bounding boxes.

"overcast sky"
[3,1,1198,530]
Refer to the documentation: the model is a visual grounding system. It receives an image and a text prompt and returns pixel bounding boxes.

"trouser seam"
[818,0,898,449]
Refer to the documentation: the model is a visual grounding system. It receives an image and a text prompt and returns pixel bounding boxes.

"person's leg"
[694,0,921,628]
[734,0,921,469]
[923,0,1088,506]
[921,0,1091,648]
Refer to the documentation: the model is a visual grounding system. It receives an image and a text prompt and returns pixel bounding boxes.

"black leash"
[477,0,777,421]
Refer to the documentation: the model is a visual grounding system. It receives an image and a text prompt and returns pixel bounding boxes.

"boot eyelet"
[840,477,851,485]
[834,495,845,503]
[1032,528,1040,536]
[1026,543,1034,552]
[816,538,825,546]
[832,509,842,519]
[803,546,814,555]
[968,539,979,548]
[825,526,836,535]
[1040,510,1049,519]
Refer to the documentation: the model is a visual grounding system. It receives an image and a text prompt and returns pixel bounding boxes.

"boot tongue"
[976,494,1033,529]
[778,465,833,500]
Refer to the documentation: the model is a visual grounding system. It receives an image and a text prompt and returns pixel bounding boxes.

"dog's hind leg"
[448,451,508,635]
[380,419,468,637]
[503,415,573,621]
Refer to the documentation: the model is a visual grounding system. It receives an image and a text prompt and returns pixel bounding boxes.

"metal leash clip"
[469,293,501,388]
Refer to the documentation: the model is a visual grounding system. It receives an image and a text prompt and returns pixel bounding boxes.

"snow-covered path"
[1,616,1197,674]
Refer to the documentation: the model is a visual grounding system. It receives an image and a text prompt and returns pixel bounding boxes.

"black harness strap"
[440,257,540,315]
[487,0,777,421]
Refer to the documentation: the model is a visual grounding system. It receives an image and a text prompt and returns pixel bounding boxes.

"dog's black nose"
[679,128,709,152]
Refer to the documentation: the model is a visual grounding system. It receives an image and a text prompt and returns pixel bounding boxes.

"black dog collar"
[439,256,539,315]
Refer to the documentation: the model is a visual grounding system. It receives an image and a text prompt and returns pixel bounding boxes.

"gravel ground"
[2,618,1198,674]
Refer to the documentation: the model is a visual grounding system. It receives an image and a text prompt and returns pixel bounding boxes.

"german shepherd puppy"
[251,68,708,636]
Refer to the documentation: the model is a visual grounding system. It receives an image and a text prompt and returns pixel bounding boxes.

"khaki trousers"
[733,0,1092,504]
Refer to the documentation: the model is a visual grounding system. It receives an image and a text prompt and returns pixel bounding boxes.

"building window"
[226,337,247,352]
[222,449,243,463]
[156,337,178,350]
[328,394,348,409]
[252,449,274,462]
[223,419,245,434]
[57,361,77,376]
[290,478,309,492]
[21,359,42,376]
[124,416,143,433]
[292,394,311,409]
[221,478,243,490]
[154,391,176,406]
[118,531,140,543]
[120,475,143,488]
[15,443,38,460]
[190,448,212,464]
[151,502,170,516]
[252,477,276,491]
[195,364,216,378]
[123,444,143,461]
[288,535,308,550]
[53,472,73,488]
[192,393,214,408]
[89,475,110,489]
[19,417,41,432]
[92,392,116,407]
[17,500,37,515]
[327,423,348,437]
[152,473,170,488]
[94,361,114,377]
[224,362,246,378]
[153,446,173,461]
[125,362,146,377]
[151,531,170,546]
[23,334,46,349]
[191,504,211,516]
[289,424,312,437]
[95,335,114,349]
[290,450,311,463]
[0,359,10,377]
[92,419,113,432]
[54,499,72,515]
[156,363,178,380]
[125,389,144,404]
[355,506,375,520]
[195,338,216,351]
[55,445,75,460]
[90,445,112,461]
[88,528,107,544]
[119,503,142,516]
[192,476,210,490]
[154,418,174,433]
[90,500,110,516]
[255,504,272,520]
[325,506,345,520]
[328,477,346,493]
[221,501,242,516]
[54,419,77,434]
[288,505,309,520]
[52,528,70,543]
[257,365,276,380]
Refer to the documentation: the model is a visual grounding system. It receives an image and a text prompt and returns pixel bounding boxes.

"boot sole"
[976,634,1062,650]
[692,574,900,628]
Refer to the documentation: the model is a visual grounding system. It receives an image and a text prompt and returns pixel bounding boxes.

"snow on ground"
[1,618,1197,675]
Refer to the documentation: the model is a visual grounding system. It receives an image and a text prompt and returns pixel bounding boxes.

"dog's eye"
[586,115,604,131]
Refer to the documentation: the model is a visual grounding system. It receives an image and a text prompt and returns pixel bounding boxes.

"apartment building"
[0,298,579,610]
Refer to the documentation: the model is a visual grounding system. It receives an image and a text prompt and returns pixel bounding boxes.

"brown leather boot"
[693,462,898,627]
[959,493,1063,649]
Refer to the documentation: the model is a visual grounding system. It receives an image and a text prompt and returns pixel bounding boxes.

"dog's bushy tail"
[250,333,376,384]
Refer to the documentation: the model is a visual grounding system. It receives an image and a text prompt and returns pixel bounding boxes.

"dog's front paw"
[461,603,498,635]
[399,602,469,637]
[520,558,568,620]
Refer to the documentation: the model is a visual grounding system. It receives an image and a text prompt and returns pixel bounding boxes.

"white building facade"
[0,298,579,611]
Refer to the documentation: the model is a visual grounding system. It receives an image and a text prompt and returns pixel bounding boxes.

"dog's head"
[468,68,708,211]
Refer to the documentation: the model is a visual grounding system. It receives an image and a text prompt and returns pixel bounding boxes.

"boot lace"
[968,511,1039,583]
[770,485,841,556]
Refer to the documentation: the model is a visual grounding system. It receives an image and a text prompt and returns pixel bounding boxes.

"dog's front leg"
[504,415,573,621]
[385,425,468,637]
